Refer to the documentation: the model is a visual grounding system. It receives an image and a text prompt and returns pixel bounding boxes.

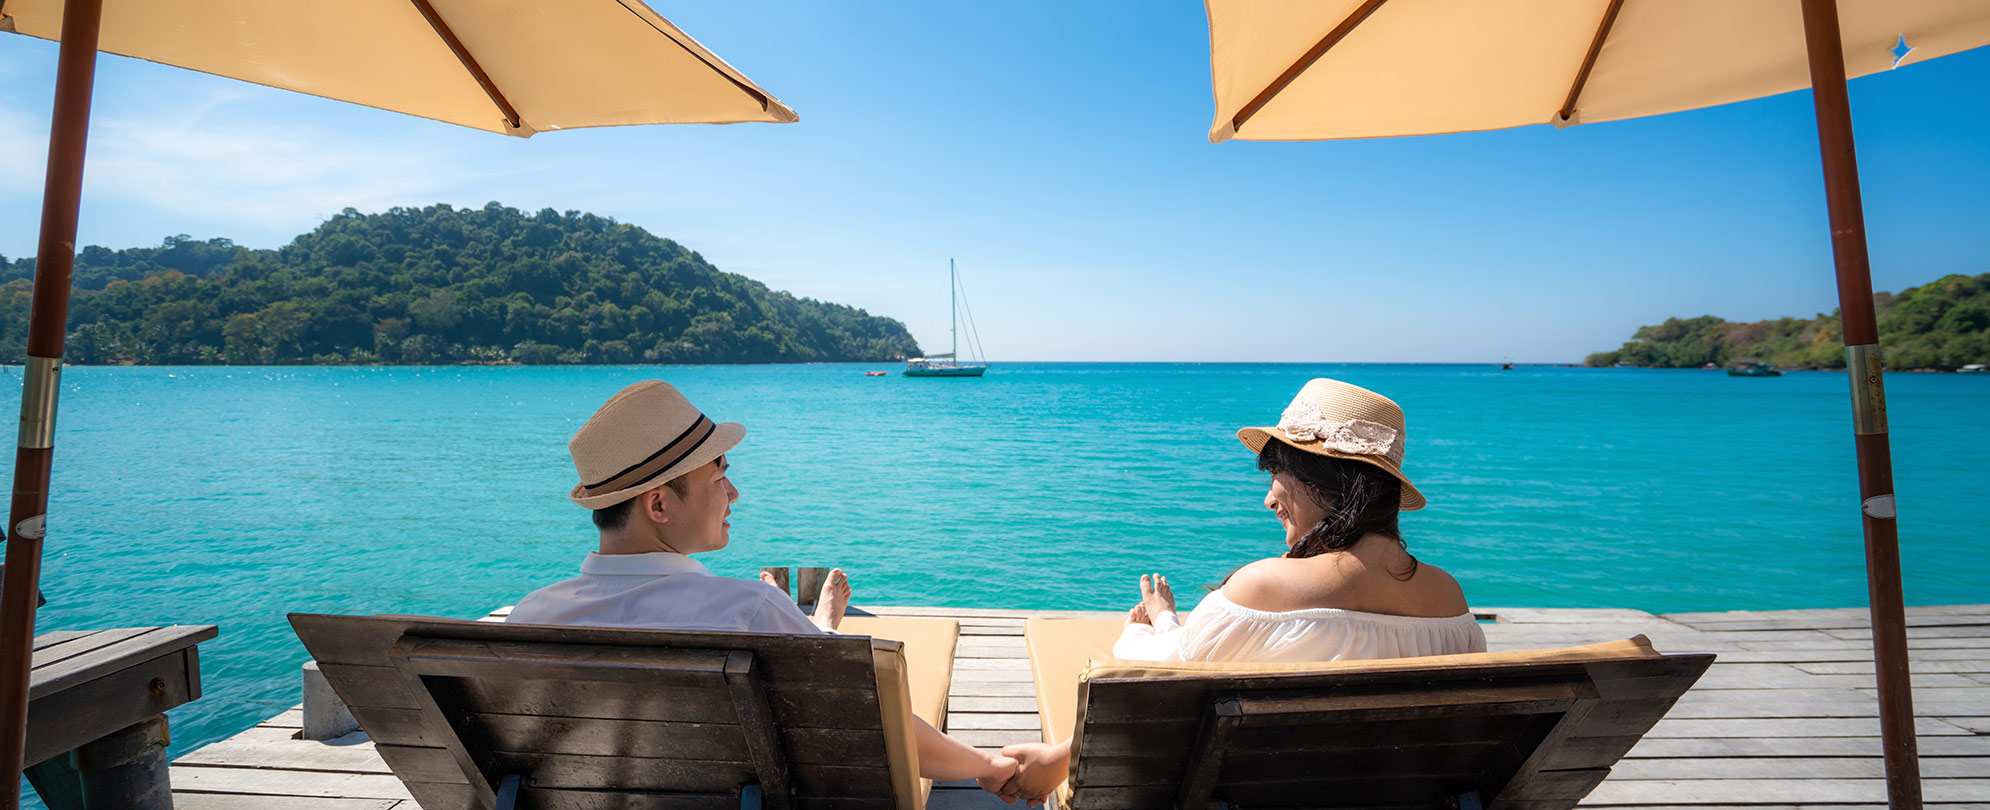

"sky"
[2,2,1988,363]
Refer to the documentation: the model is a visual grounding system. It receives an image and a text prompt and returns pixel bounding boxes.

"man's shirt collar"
[578,551,712,577]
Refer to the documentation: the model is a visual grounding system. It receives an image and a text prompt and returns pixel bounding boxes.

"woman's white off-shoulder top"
[1113,589,1487,663]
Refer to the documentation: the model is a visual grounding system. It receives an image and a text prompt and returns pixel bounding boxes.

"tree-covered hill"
[1585,273,1990,369]
[0,203,921,365]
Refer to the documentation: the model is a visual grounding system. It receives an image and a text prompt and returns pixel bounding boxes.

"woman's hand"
[1140,573,1175,617]
[973,754,1019,797]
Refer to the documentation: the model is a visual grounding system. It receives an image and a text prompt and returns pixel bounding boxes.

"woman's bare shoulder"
[1400,560,1471,616]
[1220,556,1357,613]
[1223,548,1469,616]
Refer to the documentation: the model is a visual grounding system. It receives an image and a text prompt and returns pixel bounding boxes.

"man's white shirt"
[507,551,823,634]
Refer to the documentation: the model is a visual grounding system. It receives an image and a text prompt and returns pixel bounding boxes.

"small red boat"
[865,371,887,376]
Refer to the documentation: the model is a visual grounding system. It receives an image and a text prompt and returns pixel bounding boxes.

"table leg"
[73,715,170,810]
[22,756,82,810]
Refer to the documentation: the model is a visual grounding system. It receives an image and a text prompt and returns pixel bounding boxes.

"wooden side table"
[24,626,217,810]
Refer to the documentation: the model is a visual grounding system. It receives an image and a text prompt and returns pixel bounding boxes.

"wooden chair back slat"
[398,636,737,685]
[327,661,887,729]
[382,741,893,796]
[451,678,886,728]
[726,651,795,810]
[464,715,896,764]
[401,780,899,810]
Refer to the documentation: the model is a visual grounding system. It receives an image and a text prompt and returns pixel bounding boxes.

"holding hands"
[990,741,1066,806]
[984,572,1177,805]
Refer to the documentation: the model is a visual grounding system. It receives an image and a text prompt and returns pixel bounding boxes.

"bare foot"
[812,567,851,631]
[1126,604,1151,626]
[759,571,781,590]
[1139,573,1175,617]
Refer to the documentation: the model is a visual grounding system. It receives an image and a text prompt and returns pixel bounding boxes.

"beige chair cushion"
[842,616,959,809]
[1024,617,1661,803]
[843,616,958,727]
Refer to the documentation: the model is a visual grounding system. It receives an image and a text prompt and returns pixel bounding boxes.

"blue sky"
[2,2,1987,362]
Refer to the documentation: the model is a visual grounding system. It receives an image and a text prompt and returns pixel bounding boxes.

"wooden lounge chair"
[289,613,957,810]
[1024,618,1713,810]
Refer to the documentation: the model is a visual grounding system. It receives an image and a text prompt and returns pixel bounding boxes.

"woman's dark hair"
[1257,440,1416,578]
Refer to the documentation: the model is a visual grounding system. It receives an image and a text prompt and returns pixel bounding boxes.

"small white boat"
[1960,364,1988,374]
[904,354,986,377]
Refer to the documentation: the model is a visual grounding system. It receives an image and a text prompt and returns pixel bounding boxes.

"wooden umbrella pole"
[0,0,106,805]
[1797,0,1922,808]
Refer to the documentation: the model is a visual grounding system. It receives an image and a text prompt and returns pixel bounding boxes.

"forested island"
[1585,273,1990,370]
[0,203,922,365]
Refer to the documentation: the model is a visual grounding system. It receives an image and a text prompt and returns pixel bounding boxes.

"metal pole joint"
[16,357,61,451]
[1846,343,1887,437]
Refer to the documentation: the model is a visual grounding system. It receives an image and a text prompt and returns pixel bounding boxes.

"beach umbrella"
[1202,1,1990,806]
[0,0,795,804]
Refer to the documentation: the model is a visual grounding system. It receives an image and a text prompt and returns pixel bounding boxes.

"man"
[509,380,1015,788]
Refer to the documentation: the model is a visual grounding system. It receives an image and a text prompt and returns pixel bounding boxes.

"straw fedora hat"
[568,380,745,509]
[1237,378,1426,511]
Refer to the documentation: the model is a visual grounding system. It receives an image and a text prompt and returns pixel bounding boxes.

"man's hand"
[1139,573,1175,617]
[974,754,1018,797]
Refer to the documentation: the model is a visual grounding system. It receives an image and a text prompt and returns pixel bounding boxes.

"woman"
[991,378,1483,804]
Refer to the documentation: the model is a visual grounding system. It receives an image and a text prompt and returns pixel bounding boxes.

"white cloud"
[0,107,48,195]
[80,108,455,230]
[0,84,551,241]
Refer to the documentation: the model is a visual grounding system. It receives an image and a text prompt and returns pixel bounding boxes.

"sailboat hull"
[903,366,987,377]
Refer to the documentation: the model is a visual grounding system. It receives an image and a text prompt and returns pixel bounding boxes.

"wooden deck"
[160,604,1990,809]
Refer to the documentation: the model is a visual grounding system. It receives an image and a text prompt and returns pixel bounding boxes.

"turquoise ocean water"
[8,362,1989,782]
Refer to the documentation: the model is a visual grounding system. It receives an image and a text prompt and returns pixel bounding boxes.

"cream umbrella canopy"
[1207,0,1990,142]
[1204,1,1990,808]
[0,1,793,806]
[0,0,799,134]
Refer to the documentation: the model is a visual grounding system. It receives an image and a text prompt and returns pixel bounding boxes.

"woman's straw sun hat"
[1237,378,1426,511]
[568,380,745,509]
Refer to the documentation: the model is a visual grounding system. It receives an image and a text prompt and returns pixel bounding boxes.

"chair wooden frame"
[291,613,933,810]
[1050,647,1713,810]
[388,637,796,810]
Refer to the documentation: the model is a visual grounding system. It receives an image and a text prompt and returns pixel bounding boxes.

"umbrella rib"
[1558,0,1625,124]
[609,0,774,112]
[407,0,524,131]
[1230,0,1389,137]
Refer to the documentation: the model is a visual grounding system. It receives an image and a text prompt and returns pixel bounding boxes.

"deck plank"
[1581,777,1990,805]
[170,765,415,801]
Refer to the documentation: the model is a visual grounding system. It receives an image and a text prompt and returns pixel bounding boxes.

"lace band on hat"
[1277,402,1398,456]
[582,414,716,496]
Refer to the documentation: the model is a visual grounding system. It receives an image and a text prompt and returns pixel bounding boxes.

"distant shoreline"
[7,360,1983,370]
[3,362,1974,372]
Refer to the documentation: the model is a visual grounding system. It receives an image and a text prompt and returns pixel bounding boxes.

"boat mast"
[950,258,957,361]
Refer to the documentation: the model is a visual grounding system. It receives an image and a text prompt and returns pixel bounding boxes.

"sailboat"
[904,259,989,377]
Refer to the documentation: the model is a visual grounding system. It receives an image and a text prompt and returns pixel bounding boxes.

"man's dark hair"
[590,476,692,531]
